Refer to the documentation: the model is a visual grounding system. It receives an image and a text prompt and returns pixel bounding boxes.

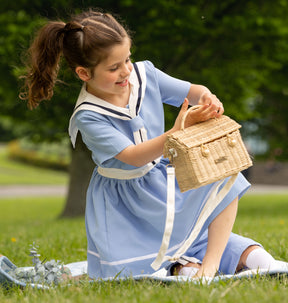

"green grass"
[0,147,68,185]
[1,194,288,302]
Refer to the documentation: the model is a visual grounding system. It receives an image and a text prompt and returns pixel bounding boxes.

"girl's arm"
[115,100,189,167]
[186,84,224,117]
[115,128,176,167]
[116,84,224,167]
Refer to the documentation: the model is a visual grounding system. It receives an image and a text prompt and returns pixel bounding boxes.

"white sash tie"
[151,173,237,270]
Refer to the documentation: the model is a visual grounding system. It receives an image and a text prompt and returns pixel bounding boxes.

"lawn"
[0,147,288,302]
[1,193,288,302]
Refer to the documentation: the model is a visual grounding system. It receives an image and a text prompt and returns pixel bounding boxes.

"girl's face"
[86,37,133,105]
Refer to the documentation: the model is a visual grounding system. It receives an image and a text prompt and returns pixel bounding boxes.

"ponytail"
[20,10,130,109]
[20,22,66,109]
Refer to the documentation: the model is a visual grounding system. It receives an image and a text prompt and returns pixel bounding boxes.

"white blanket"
[1,257,288,289]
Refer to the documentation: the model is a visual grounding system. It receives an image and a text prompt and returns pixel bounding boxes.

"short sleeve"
[74,110,134,165]
[144,61,191,107]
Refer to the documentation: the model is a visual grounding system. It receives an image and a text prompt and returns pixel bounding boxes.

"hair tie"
[62,23,85,34]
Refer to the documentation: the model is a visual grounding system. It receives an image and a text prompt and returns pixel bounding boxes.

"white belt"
[97,157,161,180]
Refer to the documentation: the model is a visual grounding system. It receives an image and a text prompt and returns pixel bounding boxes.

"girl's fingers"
[181,98,189,112]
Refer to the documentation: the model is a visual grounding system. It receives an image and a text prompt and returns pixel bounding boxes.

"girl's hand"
[173,95,224,132]
[183,104,217,128]
[198,92,224,118]
[172,98,189,131]
[173,99,208,131]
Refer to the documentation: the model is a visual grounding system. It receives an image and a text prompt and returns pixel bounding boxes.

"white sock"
[179,266,199,277]
[245,248,275,270]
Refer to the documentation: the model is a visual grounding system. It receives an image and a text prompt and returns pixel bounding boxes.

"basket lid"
[167,115,241,148]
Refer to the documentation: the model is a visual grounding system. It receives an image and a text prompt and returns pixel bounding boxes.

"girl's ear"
[75,66,91,82]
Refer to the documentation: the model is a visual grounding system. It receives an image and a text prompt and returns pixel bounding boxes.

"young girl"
[20,9,283,280]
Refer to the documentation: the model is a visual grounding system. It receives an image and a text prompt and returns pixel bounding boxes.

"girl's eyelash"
[110,57,131,71]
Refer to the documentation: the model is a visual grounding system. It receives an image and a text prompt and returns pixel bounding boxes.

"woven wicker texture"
[170,115,241,148]
[164,114,252,192]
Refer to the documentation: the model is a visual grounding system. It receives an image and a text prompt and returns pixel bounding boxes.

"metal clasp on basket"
[168,148,177,165]
[227,134,237,147]
[201,144,210,157]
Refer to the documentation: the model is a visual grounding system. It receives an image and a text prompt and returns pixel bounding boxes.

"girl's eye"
[110,66,118,72]
[109,57,131,72]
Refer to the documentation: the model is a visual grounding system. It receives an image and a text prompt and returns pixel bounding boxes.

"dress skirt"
[85,158,259,279]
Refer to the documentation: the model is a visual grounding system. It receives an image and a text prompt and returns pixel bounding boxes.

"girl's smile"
[83,37,133,107]
[116,79,129,87]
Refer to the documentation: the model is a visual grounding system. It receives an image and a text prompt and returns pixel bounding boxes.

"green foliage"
[0,11,40,112]
[1,0,288,157]
[7,139,70,171]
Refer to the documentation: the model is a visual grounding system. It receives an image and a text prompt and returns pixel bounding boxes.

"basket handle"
[180,105,201,130]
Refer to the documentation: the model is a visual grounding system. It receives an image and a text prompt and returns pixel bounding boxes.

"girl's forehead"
[102,38,131,65]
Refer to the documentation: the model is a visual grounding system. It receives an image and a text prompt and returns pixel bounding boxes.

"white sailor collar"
[69,62,147,147]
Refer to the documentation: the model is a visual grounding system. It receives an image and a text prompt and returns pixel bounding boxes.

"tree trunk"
[60,134,95,217]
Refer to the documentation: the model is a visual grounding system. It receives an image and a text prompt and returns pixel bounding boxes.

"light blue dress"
[69,61,259,279]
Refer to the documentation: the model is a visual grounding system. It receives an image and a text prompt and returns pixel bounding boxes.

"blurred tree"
[1,0,288,215]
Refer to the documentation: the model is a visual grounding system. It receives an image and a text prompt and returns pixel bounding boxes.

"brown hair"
[20,9,130,109]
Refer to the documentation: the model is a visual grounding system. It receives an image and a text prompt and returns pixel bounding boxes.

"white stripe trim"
[130,62,146,117]
[87,250,101,258]
[86,229,197,268]
[87,249,158,266]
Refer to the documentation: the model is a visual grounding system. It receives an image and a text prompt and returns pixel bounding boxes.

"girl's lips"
[116,79,129,87]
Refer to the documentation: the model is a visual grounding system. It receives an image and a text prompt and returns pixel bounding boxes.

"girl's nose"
[121,62,132,77]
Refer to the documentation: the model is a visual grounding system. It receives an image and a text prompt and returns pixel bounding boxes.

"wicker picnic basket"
[163,106,253,192]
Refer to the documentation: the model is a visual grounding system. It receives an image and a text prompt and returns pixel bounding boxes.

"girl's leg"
[174,197,238,278]
[193,197,238,278]
[176,245,287,277]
